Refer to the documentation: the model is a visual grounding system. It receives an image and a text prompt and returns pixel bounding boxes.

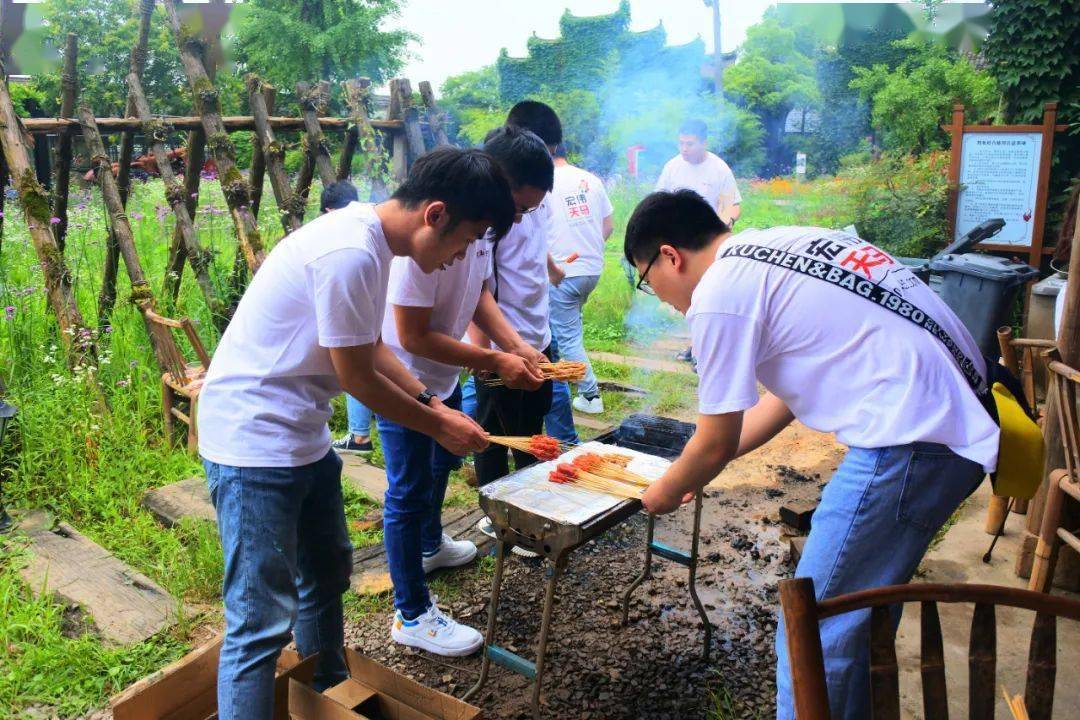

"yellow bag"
[990,381,1045,500]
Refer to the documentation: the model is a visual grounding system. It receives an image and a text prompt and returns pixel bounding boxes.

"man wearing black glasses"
[624,189,996,720]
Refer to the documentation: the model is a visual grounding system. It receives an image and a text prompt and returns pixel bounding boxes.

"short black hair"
[392,146,516,240]
[506,100,562,147]
[320,180,359,212]
[482,125,554,193]
[679,119,708,142]
[553,142,568,159]
[624,190,730,264]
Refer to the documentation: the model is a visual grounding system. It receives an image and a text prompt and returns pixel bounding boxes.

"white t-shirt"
[198,202,393,467]
[488,202,553,351]
[381,240,493,400]
[689,226,999,471]
[655,151,741,212]
[547,164,613,278]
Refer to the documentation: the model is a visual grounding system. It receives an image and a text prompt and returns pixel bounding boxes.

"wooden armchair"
[779,578,1080,720]
[1030,351,1080,593]
[143,308,211,454]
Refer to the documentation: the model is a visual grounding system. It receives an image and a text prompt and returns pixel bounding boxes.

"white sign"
[955,132,1042,246]
[795,152,807,176]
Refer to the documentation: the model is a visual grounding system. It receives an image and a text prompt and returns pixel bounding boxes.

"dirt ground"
[344,422,845,720]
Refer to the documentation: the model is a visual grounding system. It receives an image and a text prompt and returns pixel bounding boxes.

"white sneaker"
[572,395,604,415]
[422,533,477,573]
[476,516,539,558]
[390,600,483,657]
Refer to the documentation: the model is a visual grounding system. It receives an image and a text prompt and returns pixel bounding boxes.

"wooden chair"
[779,578,1080,720]
[1030,351,1080,592]
[143,308,211,454]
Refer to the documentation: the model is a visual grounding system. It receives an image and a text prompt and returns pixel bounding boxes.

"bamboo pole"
[418,80,449,147]
[98,0,154,328]
[19,115,402,134]
[163,129,204,304]
[50,32,78,252]
[128,73,226,329]
[296,80,335,187]
[0,61,91,359]
[165,0,264,275]
[248,84,273,219]
[247,75,302,233]
[79,104,174,372]
[341,77,389,200]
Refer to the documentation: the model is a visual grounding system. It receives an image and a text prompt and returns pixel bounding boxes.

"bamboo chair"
[1029,351,1080,593]
[779,578,1080,720]
[143,308,211,454]
[986,330,1055,527]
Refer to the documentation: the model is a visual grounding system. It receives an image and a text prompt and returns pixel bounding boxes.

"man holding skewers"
[196,147,513,719]
[377,125,552,655]
[622,190,996,719]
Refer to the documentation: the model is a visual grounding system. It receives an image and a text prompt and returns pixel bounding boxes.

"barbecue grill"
[463,414,711,718]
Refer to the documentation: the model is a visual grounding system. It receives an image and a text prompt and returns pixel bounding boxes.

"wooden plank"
[341,456,388,504]
[968,602,996,720]
[869,605,900,720]
[590,351,694,376]
[572,413,614,433]
[919,600,949,720]
[142,477,216,528]
[20,523,176,645]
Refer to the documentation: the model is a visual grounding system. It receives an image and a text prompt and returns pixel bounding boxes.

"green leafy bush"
[838,151,950,258]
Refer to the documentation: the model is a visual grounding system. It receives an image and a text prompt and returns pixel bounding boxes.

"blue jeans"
[377,385,464,618]
[204,450,352,720]
[461,375,476,418]
[346,394,373,437]
[543,332,579,444]
[548,275,600,397]
[774,443,984,719]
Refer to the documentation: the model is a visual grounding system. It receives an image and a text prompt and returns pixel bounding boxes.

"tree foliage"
[233,0,413,94]
[849,38,998,155]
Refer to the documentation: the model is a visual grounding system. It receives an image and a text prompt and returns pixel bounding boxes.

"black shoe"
[331,434,374,456]
[675,346,694,362]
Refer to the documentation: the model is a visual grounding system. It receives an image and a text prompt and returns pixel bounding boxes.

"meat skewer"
[481,361,588,386]
[487,434,575,461]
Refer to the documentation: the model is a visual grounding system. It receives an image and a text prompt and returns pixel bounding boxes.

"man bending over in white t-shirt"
[196,147,514,720]
[378,126,552,657]
[623,190,997,720]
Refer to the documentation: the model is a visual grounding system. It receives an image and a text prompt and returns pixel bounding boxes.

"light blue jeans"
[775,443,984,719]
[548,275,600,398]
[346,394,373,438]
[204,450,352,720]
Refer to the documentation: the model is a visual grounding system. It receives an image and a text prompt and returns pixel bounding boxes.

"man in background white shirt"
[545,142,614,416]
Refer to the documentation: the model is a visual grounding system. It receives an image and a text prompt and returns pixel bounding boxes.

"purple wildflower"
[49,216,61,225]
[4,306,15,320]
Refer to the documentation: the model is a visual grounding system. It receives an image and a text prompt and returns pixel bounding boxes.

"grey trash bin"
[929,252,1038,357]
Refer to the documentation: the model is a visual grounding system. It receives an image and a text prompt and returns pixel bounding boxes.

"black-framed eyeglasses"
[516,203,541,217]
[635,250,661,295]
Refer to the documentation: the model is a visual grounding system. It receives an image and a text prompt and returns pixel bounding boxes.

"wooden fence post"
[419,80,449,147]
[166,0,264,275]
[296,80,335,187]
[128,73,226,329]
[0,62,91,359]
[247,75,303,233]
[248,84,273,219]
[341,77,389,200]
[397,78,426,164]
[50,32,78,252]
[388,79,408,183]
[163,129,204,304]
[98,0,155,328]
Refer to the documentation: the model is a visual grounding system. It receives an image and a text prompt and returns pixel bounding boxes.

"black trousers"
[474,345,554,487]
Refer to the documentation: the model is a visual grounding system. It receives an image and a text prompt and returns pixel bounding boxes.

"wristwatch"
[416,389,435,406]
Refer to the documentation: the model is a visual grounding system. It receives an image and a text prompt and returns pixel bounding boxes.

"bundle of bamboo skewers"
[1001,686,1029,720]
[549,463,644,499]
[481,361,588,386]
[487,434,575,461]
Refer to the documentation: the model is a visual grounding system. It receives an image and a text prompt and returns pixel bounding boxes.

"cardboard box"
[289,648,482,720]
[110,636,316,720]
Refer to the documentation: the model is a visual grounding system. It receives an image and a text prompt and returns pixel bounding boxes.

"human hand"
[641,478,695,515]
[494,351,545,390]
[548,262,566,287]
[434,409,489,456]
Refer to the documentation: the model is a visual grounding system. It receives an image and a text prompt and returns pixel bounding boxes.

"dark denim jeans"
[376,384,464,619]
[203,449,352,720]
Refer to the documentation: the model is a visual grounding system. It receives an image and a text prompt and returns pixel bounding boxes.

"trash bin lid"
[928,253,1039,284]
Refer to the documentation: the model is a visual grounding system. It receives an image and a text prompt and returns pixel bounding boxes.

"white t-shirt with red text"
[547,164,613,278]
[689,226,999,471]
